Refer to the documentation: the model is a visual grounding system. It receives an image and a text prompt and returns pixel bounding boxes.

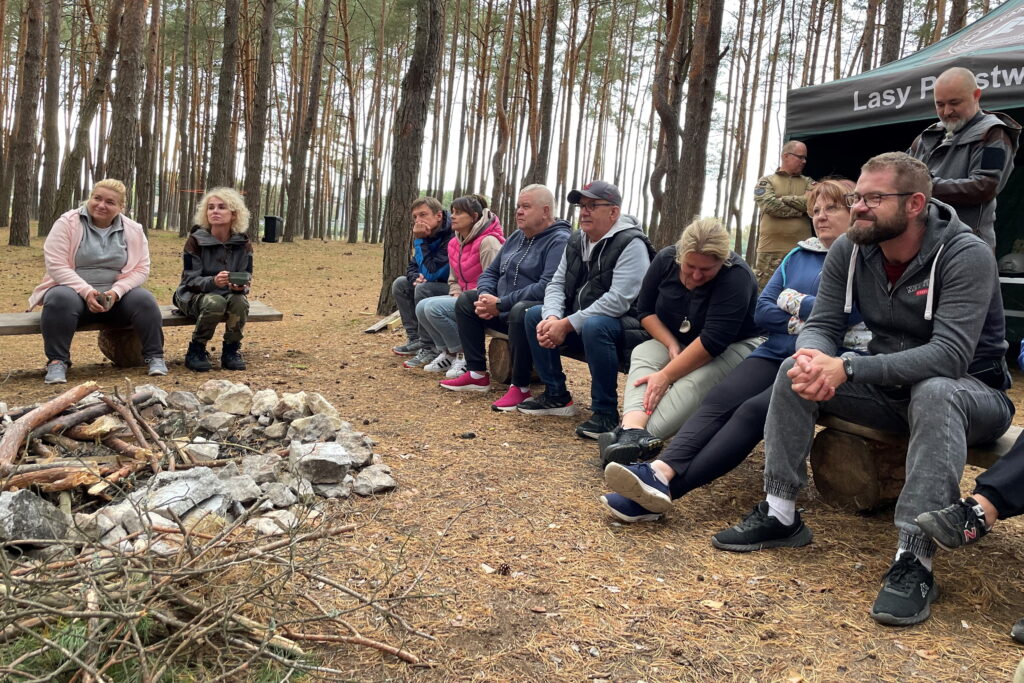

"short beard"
[847,203,909,245]
[939,116,966,134]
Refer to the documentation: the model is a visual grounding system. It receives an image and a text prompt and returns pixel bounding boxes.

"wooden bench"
[483,329,631,384]
[810,414,1022,512]
[0,301,283,367]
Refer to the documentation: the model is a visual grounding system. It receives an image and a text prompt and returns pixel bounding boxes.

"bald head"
[934,67,981,133]
[780,140,807,175]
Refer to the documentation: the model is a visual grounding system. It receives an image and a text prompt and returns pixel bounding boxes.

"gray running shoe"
[146,357,169,376]
[392,339,424,356]
[1012,617,1024,644]
[44,360,68,384]
[915,497,989,551]
[402,347,435,368]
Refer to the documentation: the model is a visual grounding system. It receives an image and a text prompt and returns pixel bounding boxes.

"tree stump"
[487,337,512,385]
[809,428,907,512]
[97,329,145,367]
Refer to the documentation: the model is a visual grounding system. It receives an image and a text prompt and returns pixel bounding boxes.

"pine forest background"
[0,0,1006,310]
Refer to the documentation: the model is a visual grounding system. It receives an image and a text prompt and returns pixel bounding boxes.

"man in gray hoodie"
[711,152,1014,627]
[908,67,1021,248]
[518,181,655,439]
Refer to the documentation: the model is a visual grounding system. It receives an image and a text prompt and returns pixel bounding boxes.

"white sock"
[470,371,487,379]
[896,548,933,571]
[653,470,670,487]
[766,494,796,526]
[515,386,529,393]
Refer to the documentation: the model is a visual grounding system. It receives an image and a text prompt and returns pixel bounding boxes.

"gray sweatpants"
[391,276,448,348]
[763,356,1014,558]
[41,285,164,363]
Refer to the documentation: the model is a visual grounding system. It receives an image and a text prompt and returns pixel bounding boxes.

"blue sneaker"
[604,462,673,514]
[599,493,662,523]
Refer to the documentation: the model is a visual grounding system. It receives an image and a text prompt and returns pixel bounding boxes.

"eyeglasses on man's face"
[785,152,808,162]
[843,192,913,208]
[577,202,615,212]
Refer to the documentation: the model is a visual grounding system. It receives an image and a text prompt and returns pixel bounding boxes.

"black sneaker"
[601,428,664,466]
[185,341,212,372]
[516,391,578,416]
[597,427,622,460]
[711,501,813,552]
[1012,617,1024,644]
[914,497,989,551]
[870,552,938,626]
[576,412,619,439]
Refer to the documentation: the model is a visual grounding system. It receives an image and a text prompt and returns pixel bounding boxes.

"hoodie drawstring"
[844,244,859,314]
[924,244,944,321]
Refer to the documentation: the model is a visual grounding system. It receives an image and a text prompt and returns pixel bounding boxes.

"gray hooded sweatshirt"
[796,199,1008,389]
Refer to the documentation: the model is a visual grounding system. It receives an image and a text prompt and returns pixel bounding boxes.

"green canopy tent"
[786,0,1024,341]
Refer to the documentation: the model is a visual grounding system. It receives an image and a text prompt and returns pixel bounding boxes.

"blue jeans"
[415,295,461,352]
[523,305,624,415]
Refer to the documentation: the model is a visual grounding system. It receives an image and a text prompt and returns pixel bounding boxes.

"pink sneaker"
[439,371,490,392]
[491,386,531,412]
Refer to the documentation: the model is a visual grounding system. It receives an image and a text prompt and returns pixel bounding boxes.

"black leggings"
[974,430,1024,519]
[660,355,781,500]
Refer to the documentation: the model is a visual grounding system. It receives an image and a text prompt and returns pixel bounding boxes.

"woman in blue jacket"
[600,178,870,523]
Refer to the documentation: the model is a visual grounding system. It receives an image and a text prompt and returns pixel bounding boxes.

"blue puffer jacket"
[406,210,453,283]
[750,237,866,361]
[476,219,571,318]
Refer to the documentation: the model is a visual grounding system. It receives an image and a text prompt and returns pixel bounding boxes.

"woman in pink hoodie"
[28,178,164,384]
[411,194,504,376]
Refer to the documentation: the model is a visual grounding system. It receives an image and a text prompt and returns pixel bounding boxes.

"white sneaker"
[424,351,454,373]
[445,353,467,378]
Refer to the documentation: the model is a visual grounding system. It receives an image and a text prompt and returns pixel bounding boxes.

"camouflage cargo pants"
[755,251,788,290]
[181,292,249,344]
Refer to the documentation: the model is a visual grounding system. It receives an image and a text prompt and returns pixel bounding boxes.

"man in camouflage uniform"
[753,141,815,288]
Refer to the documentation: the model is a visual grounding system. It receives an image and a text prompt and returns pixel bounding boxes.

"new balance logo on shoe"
[920,583,930,599]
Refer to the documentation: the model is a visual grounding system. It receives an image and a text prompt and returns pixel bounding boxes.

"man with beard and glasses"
[908,67,1020,248]
[711,152,1014,628]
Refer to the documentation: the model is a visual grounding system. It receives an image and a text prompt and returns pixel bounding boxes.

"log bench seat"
[483,328,630,384]
[810,414,1021,512]
[0,302,283,367]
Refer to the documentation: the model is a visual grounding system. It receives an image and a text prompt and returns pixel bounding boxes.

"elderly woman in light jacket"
[28,178,165,383]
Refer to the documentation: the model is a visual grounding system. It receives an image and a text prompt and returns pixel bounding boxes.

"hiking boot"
[915,497,989,551]
[604,462,672,514]
[712,501,813,552]
[403,347,435,369]
[424,351,454,373]
[516,391,577,416]
[446,353,468,378]
[185,341,212,372]
[491,386,531,412]
[1012,617,1024,644]
[870,552,938,626]
[439,371,490,392]
[601,427,664,466]
[392,339,424,356]
[576,412,620,439]
[44,360,68,384]
[145,357,168,376]
[600,493,663,523]
[221,342,246,371]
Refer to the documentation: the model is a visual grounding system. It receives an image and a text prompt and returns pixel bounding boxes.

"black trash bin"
[263,215,282,243]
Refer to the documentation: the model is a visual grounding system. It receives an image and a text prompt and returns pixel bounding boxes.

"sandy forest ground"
[1,227,1023,682]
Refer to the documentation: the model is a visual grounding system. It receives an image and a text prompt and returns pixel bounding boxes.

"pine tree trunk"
[136,0,161,233]
[49,0,125,231]
[207,0,241,187]
[106,0,148,197]
[8,0,43,247]
[36,0,62,237]
[283,0,330,242]
[376,0,444,314]
[881,0,904,64]
[176,0,193,236]
[243,0,276,239]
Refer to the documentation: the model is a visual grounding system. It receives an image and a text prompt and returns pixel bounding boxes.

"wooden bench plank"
[0,302,283,336]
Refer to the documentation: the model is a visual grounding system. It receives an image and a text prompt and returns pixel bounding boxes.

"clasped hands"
[787,348,846,402]
[85,289,119,313]
[536,316,572,349]
[474,293,501,320]
[214,270,248,292]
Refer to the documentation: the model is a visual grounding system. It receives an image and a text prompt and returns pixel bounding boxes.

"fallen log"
[29,391,151,440]
[0,383,99,472]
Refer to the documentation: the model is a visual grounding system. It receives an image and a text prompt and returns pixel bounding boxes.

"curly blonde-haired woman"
[173,187,253,372]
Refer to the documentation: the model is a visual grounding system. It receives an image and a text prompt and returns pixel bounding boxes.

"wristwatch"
[841,353,855,382]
